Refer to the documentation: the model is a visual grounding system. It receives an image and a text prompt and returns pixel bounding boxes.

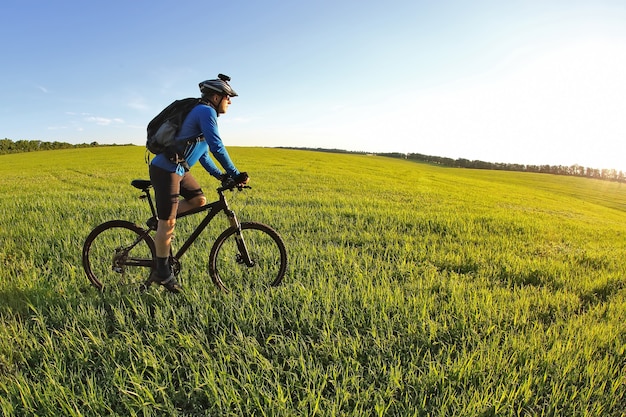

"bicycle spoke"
[83,221,155,291]
[209,222,287,292]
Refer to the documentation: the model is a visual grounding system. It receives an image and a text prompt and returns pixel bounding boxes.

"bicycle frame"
[170,195,239,261]
[135,181,245,263]
[83,180,286,292]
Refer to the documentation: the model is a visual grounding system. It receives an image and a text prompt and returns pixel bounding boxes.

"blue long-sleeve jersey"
[150,103,240,178]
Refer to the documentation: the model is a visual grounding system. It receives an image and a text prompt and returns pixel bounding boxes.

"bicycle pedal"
[146,217,158,230]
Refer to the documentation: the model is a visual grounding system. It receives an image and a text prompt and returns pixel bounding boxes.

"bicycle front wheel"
[209,222,287,292]
[82,220,156,291]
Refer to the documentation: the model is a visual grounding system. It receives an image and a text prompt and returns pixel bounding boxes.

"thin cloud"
[126,97,149,111]
[84,116,125,126]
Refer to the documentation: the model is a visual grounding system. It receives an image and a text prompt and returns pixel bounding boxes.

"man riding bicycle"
[148,74,249,293]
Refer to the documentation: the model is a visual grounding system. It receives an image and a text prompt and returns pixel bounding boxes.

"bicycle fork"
[226,209,255,267]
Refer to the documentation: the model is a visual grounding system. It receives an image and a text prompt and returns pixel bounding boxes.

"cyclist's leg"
[177,171,206,214]
[149,165,180,255]
[148,165,183,292]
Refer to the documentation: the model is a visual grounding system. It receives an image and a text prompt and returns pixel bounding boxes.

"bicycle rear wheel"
[82,220,156,291]
[209,222,287,292]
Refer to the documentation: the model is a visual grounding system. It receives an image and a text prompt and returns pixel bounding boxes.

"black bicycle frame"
[137,183,244,263]
[170,198,233,260]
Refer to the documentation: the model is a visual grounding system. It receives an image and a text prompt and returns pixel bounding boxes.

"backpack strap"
[167,136,206,171]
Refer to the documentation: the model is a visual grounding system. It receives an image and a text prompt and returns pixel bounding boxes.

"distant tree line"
[282,147,625,183]
[0,138,127,155]
[4,141,624,183]
[378,152,626,183]
[277,146,367,155]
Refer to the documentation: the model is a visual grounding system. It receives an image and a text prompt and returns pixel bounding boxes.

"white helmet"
[199,74,238,97]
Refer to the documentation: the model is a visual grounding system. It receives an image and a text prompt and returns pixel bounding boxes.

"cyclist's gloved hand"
[219,173,234,187]
[234,172,249,185]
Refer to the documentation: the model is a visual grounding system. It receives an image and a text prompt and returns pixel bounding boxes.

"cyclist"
[148,74,249,293]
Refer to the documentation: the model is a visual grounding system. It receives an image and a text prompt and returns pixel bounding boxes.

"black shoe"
[149,271,182,293]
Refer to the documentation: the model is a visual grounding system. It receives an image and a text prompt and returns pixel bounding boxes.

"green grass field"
[0,146,625,416]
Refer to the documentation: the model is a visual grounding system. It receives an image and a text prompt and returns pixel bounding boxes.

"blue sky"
[2,0,626,171]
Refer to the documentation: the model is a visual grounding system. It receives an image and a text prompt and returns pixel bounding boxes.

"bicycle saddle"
[131,179,152,190]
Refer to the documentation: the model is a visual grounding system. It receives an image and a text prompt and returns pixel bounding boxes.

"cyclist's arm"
[198,152,223,179]
[199,109,240,177]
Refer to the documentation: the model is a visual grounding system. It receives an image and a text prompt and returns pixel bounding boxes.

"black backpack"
[146,97,204,160]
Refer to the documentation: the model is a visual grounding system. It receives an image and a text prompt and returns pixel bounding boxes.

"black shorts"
[149,165,204,220]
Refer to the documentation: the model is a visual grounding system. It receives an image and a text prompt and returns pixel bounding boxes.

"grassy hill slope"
[0,146,624,416]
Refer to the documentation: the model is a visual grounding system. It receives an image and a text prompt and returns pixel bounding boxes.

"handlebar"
[131,178,249,194]
[217,172,250,193]
[217,180,252,193]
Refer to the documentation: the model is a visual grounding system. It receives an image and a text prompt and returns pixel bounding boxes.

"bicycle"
[82,179,287,293]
